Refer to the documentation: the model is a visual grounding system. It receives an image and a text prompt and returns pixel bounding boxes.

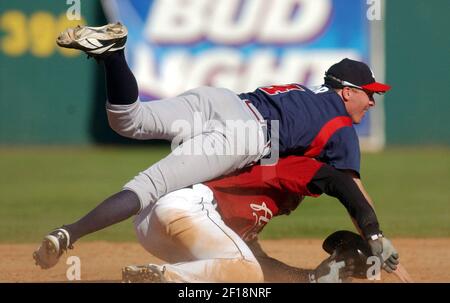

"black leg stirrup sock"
[103,49,139,105]
[63,190,141,244]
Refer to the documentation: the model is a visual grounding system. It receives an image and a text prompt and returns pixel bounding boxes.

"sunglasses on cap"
[325,74,385,96]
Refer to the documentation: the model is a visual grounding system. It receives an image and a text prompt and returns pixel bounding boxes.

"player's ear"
[335,87,349,102]
[341,87,352,102]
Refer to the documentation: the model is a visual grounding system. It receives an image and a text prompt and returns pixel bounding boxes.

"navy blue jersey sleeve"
[318,126,361,176]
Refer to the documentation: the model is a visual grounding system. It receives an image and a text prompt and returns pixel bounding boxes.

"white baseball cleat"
[33,228,73,269]
[56,22,128,57]
[122,264,166,283]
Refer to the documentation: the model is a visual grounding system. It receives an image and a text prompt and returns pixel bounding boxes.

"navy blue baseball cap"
[324,58,391,93]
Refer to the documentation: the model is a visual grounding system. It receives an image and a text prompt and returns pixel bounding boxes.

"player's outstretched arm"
[247,239,311,282]
[307,165,380,239]
[307,165,400,273]
[341,170,400,273]
[247,239,352,283]
[343,170,375,208]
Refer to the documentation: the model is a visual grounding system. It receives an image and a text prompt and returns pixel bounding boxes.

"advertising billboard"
[103,0,386,150]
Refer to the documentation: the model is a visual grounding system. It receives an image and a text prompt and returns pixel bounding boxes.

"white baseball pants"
[133,184,264,283]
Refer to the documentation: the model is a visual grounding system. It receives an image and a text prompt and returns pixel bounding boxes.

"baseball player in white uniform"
[128,183,265,282]
[123,154,397,283]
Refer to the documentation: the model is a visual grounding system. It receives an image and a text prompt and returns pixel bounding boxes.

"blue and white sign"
[102,0,385,150]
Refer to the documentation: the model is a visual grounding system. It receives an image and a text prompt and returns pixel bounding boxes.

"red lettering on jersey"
[259,83,305,95]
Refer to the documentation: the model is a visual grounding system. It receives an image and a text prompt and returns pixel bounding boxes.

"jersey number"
[259,84,305,95]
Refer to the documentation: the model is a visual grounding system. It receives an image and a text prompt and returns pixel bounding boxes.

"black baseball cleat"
[33,227,73,269]
[122,264,166,283]
[56,22,128,57]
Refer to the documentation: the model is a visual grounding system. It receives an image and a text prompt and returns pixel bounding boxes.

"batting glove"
[367,235,399,273]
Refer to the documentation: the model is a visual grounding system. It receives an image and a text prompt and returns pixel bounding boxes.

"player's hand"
[367,236,399,273]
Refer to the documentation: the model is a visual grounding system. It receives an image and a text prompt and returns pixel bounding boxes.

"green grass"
[263,147,450,239]
[0,146,449,243]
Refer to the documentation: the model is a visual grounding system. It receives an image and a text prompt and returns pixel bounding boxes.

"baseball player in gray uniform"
[60,23,269,213]
[33,23,270,274]
[33,22,396,277]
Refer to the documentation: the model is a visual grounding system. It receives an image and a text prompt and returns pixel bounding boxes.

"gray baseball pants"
[106,86,268,211]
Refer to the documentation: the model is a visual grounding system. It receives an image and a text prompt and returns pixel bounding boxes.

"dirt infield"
[1,238,449,283]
